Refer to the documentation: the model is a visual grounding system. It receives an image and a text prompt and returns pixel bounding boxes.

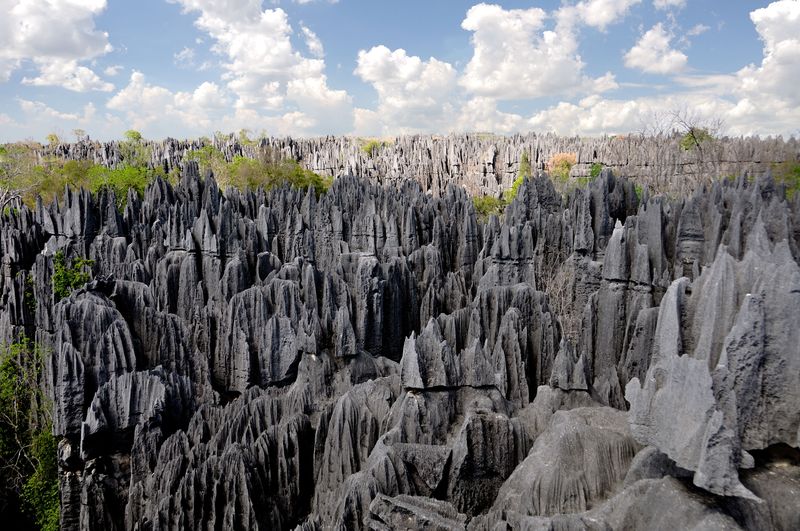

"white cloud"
[734,0,800,107]
[0,0,112,89]
[568,0,642,31]
[354,45,456,134]
[687,23,710,37]
[459,3,611,100]
[107,71,230,134]
[301,25,324,58]
[455,97,525,134]
[168,0,352,134]
[654,0,686,10]
[531,1,800,138]
[624,23,688,74]
[18,99,79,122]
[22,60,114,92]
[104,65,123,76]
[174,47,196,68]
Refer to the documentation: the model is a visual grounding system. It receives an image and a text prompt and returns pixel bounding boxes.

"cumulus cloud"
[107,71,232,137]
[459,3,614,100]
[167,0,352,134]
[735,0,800,104]
[18,99,80,122]
[0,0,113,89]
[354,45,457,134]
[624,23,688,74]
[532,1,800,137]
[567,0,642,31]
[22,60,114,92]
[455,97,525,134]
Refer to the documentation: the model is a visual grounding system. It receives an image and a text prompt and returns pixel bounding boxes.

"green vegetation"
[472,195,505,220]
[185,145,332,196]
[0,131,330,211]
[88,165,151,208]
[547,152,576,185]
[52,250,93,302]
[634,184,644,201]
[123,130,142,143]
[590,162,603,178]
[361,139,387,157]
[772,161,800,199]
[0,338,59,531]
[679,127,714,151]
[518,151,532,180]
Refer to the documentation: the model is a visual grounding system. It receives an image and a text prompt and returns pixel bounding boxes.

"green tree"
[518,151,531,179]
[0,338,59,531]
[52,251,93,302]
[123,130,143,143]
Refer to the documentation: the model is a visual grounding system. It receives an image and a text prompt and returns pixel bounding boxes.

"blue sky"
[0,0,798,141]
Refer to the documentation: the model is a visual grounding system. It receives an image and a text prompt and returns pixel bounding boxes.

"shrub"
[547,152,577,185]
[590,162,603,178]
[504,175,525,203]
[22,430,59,531]
[52,250,93,302]
[518,151,531,179]
[185,146,332,196]
[473,195,505,220]
[361,139,385,157]
[772,161,800,200]
[88,165,150,208]
[0,338,58,531]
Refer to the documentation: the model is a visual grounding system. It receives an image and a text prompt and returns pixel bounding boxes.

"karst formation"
[0,140,799,530]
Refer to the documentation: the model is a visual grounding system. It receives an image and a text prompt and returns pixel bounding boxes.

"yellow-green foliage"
[0,338,59,531]
[772,161,800,199]
[186,146,332,196]
[547,152,577,184]
[473,195,505,220]
[518,151,531,179]
[0,139,158,208]
[88,165,151,208]
[361,139,386,157]
[504,175,525,203]
[590,162,603,178]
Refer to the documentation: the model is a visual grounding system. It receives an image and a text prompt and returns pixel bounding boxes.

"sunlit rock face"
[0,164,798,530]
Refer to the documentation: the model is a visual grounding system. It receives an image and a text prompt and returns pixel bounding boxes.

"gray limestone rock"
[0,158,796,531]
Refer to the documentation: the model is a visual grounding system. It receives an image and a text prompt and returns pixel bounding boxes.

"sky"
[0,0,798,141]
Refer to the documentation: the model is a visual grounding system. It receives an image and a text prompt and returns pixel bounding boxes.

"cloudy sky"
[0,0,798,141]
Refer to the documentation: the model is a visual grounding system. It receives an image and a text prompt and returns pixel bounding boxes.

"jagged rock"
[470,477,745,530]
[490,407,638,517]
[626,234,800,499]
[0,159,796,531]
[367,494,467,530]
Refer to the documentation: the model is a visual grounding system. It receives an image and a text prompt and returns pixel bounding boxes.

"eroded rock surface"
[0,167,797,530]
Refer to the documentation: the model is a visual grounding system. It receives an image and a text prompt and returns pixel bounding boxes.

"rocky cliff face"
[0,165,798,530]
[48,133,799,197]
